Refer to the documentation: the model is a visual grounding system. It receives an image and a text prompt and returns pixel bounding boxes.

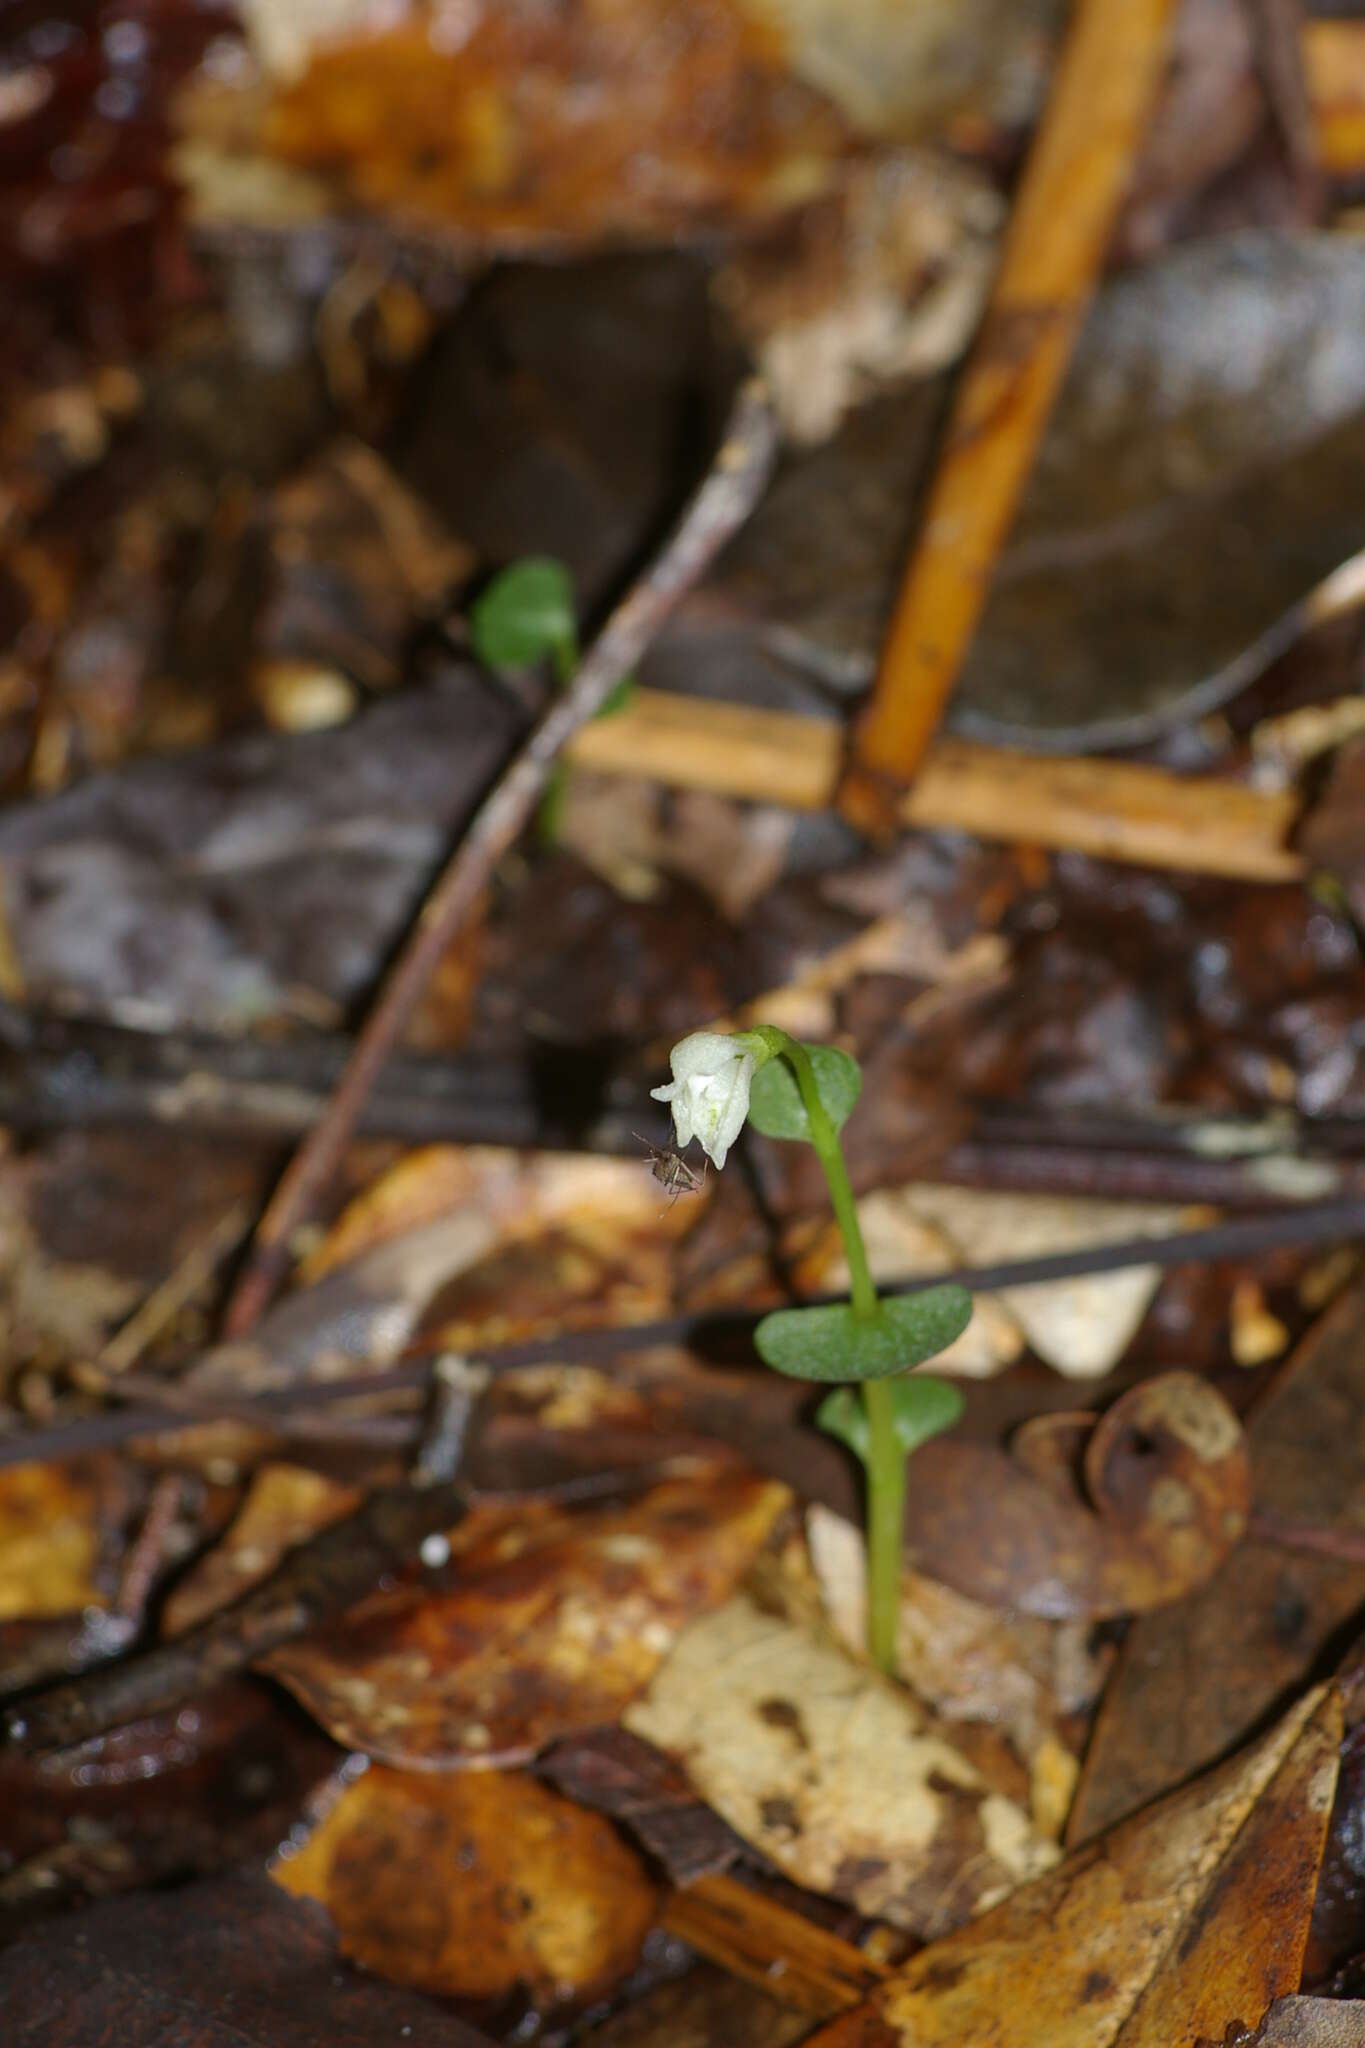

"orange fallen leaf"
[0,1461,110,1620]
[274,1762,657,2005]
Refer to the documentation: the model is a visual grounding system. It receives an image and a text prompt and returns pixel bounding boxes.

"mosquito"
[634,1134,707,1211]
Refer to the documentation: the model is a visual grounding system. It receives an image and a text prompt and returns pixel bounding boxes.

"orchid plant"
[654,1027,971,1676]
[470,560,970,1676]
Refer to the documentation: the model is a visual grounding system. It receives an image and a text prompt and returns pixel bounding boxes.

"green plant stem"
[769,1032,900,1675]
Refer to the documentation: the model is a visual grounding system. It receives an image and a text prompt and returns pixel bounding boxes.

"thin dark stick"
[1248,1507,1365,1568]
[7,1193,1365,1473]
[219,381,779,1339]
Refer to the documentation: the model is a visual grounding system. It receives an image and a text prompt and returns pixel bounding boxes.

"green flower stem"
[859,1378,905,1676]
[766,1030,900,1675]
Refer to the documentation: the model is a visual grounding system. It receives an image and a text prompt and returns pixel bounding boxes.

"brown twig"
[839,0,1179,832]
[9,1194,1365,1473]
[219,379,778,1339]
[113,1474,186,1623]
[1248,1507,1365,1568]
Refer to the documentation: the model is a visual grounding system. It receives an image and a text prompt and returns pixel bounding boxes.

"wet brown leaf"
[0,668,521,1029]
[0,1678,338,1930]
[1070,1284,1365,1841]
[0,1870,493,2047]
[624,1588,1057,1937]
[163,1464,361,1637]
[903,1372,1251,1620]
[266,1469,789,1766]
[684,231,1365,748]
[274,1761,658,2004]
[799,1683,1341,2048]
[577,1960,812,2048]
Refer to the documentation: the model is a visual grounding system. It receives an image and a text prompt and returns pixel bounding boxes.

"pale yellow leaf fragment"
[625,1590,1057,1938]
[800,1683,1341,2048]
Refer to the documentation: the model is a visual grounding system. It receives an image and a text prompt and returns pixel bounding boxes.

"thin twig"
[8,1193,1365,1473]
[1248,1507,1365,1568]
[220,380,778,1339]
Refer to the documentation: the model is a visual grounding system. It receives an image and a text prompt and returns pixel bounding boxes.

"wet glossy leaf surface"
[266,1470,789,1766]
[0,1871,494,2047]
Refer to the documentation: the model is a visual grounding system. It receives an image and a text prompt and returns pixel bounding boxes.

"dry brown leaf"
[798,1683,1342,2048]
[163,1464,361,1637]
[1069,1282,1365,1841]
[903,1373,1251,1620]
[273,1762,657,2004]
[624,1588,1057,1937]
[266,1469,789,1767]
[0,1462,108,1620]
[250,0,851,243]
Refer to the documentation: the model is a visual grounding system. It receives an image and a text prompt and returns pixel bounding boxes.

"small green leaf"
[817,1375,965,1465]
[748,1043,862,1141]
[754,1285,972,1384]
[470,558,577,673]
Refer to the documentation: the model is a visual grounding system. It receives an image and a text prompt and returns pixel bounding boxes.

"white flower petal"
[653,1032,755,1170]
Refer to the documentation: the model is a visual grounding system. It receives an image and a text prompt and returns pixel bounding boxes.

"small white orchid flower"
[651,1030,760,1171]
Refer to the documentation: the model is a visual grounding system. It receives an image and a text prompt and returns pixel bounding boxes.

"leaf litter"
[5,4,1365,2041]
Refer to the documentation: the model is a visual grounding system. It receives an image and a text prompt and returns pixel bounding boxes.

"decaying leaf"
[624,1587,1057,1937]
[798,1683,1342,2047]
[274,1761,657,2004]
[0,1678,338,1928]
[806,1504,1105,1825]
[236,0,854,244]
[679,232,1365,747]
[163,1465,361,1638]
[0,1870,493,2047]
[577,1959,812,2048]
[1070,1283,1365,1841]
[1250,1999,1365,2046]
[0,670,521,1030]
[0,1461,111,1621]
[266,1469,789,1766]
[895,1372,1251,1620]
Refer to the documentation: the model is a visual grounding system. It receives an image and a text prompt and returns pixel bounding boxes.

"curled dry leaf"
[266,1469,789,1767]
[274,1762,658,2006]
[902,1372,1251,1620]
[624,1589,1058,1938]
[799,1683,1342,2048]
[1069,1283,1365,1842]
